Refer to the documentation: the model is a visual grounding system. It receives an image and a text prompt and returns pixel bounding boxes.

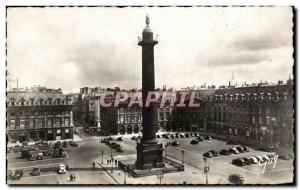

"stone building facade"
[7,87,74,143]
[204,80,293,148]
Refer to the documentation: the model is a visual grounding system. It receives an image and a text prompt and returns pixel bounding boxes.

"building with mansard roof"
[7,87,74,142]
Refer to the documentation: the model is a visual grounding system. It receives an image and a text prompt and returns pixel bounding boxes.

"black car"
[107,136,113,141]
[131,136,137,140]
[190,139,199,145]
[229,148,239,154]
[242,157,252,165]
[197,136,204,142]
[229,174,244,184]
[219,149,231,155]
[205,136,212,140]
[232,158,246,166]
[208,150,218,157]
[242,146,250,152]
[203,152,213,158]
[165,135,170,139]
[171,141,180,146]
[116,147,123,152]
[156,135,161,138]
[170,134,175,139]
[185,133,191,138]
[236,147,245,153]
[179,134,185,138]
[116,137,123,141]
[175,134,179,138]
[194,133,199,137]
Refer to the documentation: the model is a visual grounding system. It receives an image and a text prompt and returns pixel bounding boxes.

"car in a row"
[158,133,203,139]
[203,146,250,158]
[232,154,277,166]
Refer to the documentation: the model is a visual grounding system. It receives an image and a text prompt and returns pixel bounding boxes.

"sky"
[6,6,294,93]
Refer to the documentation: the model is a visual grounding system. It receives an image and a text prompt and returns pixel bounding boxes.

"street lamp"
[111,149,114,173]
[124,166,127,184]
[157,171,164,184]
[101,150,104,164]
[181,150,184,164]
[203,157,210,184]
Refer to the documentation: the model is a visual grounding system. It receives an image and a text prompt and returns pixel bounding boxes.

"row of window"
[8,98,72,106]
[9,111,71,117]
[208,105,279,115]
[208,92,288,102]
[118,114,142,123]
[8,118,70,129]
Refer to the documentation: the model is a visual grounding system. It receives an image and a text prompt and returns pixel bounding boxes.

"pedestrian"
[93,162,95,169]
[66,164,69,170]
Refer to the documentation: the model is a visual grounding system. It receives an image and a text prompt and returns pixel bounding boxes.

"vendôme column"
[135,15,165,170]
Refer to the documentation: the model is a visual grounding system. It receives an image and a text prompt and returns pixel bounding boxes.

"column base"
[135,142,165,170]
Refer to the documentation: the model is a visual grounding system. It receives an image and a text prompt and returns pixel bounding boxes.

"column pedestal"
[135,142,165,170]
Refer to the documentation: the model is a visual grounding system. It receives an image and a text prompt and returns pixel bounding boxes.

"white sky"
[6,6,293,93]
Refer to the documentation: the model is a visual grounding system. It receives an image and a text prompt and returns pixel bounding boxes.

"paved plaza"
[7,132,294,185]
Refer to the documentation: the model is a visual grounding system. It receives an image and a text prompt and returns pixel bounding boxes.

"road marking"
[8,163,59,170]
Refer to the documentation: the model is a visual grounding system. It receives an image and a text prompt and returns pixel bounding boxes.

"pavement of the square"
[7,133,294,185]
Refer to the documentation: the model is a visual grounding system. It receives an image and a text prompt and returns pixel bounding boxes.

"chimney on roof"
[228,81,231,87]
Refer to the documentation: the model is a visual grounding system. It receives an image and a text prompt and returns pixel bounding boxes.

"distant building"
[7,86,74,143]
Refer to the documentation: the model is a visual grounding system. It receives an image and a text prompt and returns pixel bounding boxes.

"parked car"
[242,157,252,165]
[57,164,67,174]
[197,136,204,142]
[229,148,239,154]
[255,156,265,163]
[116,147,123,152]
[170,134,175,139]
[262,155,271,162]
[112,143,121,149]
[63,141,69,148]
[229,174,244,184]
[190,133,195,137]
[203,152,213,158]
[156,135,161,138]
[242,146,250,152]
[190,139,199,145]
[11,169,23,180]
[171,141,180,146]
[205,136,212,140]
[30,167,41,176]
[185,133,191,138]
[236,147,245,153]
[116,137,123,141]
[249,157,259,164]
[164,135,170,139]
[69,141,79,147]
[179,134,185,138]
[194,133,199,137]
[208,150,219,157]
[219,149,231,156]
[175,134,179,138]
[107,136,113,141]
[131,136,137,140]
[232,158,246,166]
